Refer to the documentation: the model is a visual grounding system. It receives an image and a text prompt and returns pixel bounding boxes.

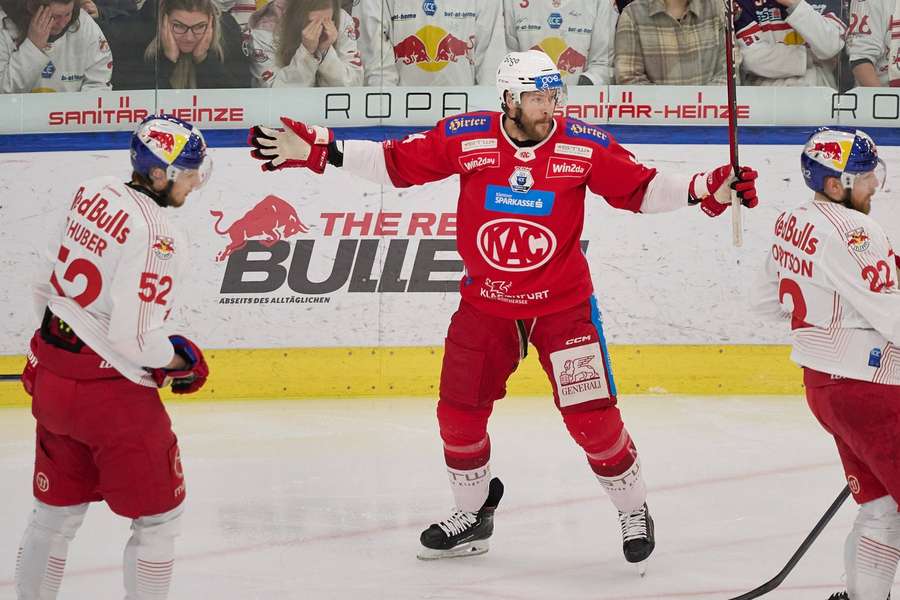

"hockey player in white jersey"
[15,115,210,600]
[751,127,899,600]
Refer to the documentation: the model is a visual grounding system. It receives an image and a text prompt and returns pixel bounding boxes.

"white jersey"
[751,199,900,384]
[34,177,187,387]
[735,0,846,88]
[248,7,363,87]
[0,8,112,93]
[502,0,617,85]
[846,0,900,86]
[352,0,506,86]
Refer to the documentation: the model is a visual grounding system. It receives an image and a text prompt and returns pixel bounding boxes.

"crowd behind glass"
[0,0,895,94]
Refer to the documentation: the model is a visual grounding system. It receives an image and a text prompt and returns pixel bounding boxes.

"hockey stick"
[722,0,743,247]
[0,374,21,381]
[727,485,852,600]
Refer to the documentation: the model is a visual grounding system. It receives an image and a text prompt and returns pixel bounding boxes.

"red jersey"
[381,111,657,318]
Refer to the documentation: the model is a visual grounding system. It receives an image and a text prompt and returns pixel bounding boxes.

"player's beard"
[510,109,553,142]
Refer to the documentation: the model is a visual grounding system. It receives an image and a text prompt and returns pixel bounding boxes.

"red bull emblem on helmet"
[144,127,189,164]
[808,139,853,171]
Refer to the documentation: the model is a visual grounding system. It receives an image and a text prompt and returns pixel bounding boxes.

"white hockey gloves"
[248,117,332,174]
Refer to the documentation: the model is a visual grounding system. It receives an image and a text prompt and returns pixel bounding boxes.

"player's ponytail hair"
[275,0,339,68]
[0,0,82,47]
[143,0,225,88]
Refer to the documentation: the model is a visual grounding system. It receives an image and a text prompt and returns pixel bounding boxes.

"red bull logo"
[145,128,188,163]
[557,47,587,74]
[152,235,175,260]
[809,139,852,170]
[531,39,587,75]
[148,129,175,153]
[210,195,310,262]
[846,227,870,252]
[393,25,474,72]
[811,141,842,162]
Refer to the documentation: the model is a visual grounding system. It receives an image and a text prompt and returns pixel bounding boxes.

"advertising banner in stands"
[1,85,898,133]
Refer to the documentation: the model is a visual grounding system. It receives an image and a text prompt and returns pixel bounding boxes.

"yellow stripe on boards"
[0,345,803,408]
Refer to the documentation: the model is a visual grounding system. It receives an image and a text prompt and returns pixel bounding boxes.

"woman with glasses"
[247,0,362,87]
[104,0,250,89]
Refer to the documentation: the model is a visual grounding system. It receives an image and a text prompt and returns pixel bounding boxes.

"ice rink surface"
[0,394,895,600]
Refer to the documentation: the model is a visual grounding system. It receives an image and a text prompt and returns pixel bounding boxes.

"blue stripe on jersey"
[589,295,617,398]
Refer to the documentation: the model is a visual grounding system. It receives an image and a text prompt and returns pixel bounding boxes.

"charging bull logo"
[531,39,587,75]
[152,236,175,260]
[846,227,870,252]
[393,25,474,72]
[808,139,853,170]
[210,195,309,262]
[559,355,599,385]
[146,129,188,163]
[477,218,557,272]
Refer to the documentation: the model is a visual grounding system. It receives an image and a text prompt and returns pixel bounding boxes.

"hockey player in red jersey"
[15,115,211,600]
[752,128,898,600]
[248,49,759,568]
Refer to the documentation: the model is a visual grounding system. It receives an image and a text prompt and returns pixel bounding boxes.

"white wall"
[3,142,898,353]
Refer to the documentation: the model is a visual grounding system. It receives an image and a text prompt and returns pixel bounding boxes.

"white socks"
[124,503,184,600]
[595,459,647,513]
[845,495,900,600]
[15,501,88,600]
[447,464,491,513]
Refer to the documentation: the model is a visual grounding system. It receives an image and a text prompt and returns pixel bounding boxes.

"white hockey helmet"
[496,50,567,110]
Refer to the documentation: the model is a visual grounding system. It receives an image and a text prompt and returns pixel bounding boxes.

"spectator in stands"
[734,0,846,88]
[0,0,112,91]
[91,0,141,21]
[212,0,254,38]
[503,0,618,85]
[847,0,898,86]
[105,0,249,89]
[353,0,505,86]
[248,0,362,86]
[614,0,726,84]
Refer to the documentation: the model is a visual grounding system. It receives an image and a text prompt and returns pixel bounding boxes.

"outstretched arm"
[249,119,457,187]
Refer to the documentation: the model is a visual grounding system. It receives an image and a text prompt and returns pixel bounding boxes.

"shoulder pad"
[442,112,497,137]
[563,119,612,148]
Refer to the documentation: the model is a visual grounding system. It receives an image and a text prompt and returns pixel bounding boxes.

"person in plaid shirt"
[614,0,726,84]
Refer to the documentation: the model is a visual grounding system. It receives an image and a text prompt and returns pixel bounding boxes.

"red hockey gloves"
[150,335,209,394]
[689,165,759,217]
[21,348,38,396]
[248,117,332,174]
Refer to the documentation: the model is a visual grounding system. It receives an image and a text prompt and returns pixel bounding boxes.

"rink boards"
[0,344,801,406]
[2,125,899,406]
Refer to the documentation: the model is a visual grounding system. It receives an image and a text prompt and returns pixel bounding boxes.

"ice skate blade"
[416,540,490,560]
[635,560,647,577]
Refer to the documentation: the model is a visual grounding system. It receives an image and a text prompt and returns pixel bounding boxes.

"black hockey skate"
[417,477,504,560]
[618,502,655,570]
[827,593,891,599]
